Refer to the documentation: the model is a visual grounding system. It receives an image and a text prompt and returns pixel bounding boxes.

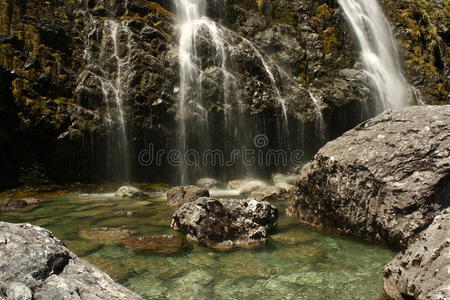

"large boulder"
[166,186,210,207]
[383,209,450,300]
[289,106,450,248]
[0,222,143,300]
[171,197,278,249]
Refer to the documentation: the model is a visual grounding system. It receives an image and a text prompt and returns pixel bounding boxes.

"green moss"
[0,43,14,68]
[271,0,296,26]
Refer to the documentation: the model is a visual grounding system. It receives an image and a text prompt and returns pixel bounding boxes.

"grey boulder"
[171,197,278,249]
[0,222,143,300]
[384,209,450,300]
[289,106,450,248]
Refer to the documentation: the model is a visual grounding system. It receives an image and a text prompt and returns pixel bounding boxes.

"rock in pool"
[0,198,40,211]
[166,185,210,207]
[115,186,150,200]
[122,235,189,255]
[79,227,134,244]
[289,106,450,247]
[171,197,278,249]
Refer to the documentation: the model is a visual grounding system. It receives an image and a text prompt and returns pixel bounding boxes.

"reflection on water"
[0,189,394,300]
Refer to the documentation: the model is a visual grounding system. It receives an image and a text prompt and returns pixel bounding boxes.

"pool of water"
[0,189,395,299]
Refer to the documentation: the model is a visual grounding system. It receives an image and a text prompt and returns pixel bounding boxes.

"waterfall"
[338,0,417,112]
[76,5,132,181]
[308,91,327,144]
[175,0,292,184]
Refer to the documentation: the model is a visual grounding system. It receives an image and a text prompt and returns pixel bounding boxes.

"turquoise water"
[0,190,394,299]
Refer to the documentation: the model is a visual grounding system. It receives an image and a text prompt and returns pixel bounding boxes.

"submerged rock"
[121,235,189,255]
[79,227,134,244]
[115,186,150,200]
[0,198,39,211]
[289,106,450,248]
[171,197,278,249]
[196,178,220,189]
[0,222,142,300]
[166,185,210,207]
[383,209,450,300]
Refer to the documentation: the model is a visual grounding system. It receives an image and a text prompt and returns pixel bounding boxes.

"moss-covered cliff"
[0,0,448,188]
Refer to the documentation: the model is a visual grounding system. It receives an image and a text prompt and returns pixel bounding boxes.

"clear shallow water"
[0,190,395,299]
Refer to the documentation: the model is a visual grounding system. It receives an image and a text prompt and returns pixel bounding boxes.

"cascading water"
[175,0,293,184]
[77,3,132,181]
[338,0,419,112]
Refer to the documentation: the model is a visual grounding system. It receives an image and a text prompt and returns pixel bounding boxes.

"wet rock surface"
[115,186,150,200]
[0,222,143,300]
[171,197,278,249]
[289,106,450,248]
[383,209,450,300]
[166,185,210,207]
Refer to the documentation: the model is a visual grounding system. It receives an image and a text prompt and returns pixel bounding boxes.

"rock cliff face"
[289,105,450,248]
[0,0,448,188]
[0,222,143,300]
[383,209,450,300]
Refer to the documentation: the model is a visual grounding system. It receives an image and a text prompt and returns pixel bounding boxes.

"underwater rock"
[166,185,210,207]
[0,198,40,211]
[121,235,189,255]
[84,256,129,282]
[289,106,450,248]
[115,186,150,200]
[63,240,101,257]
[171,197,278,249]
[196,178,220,189]
[383,208,450,300]
[271,229,316,245]
[0,222,143,300]
[219,252,273,278]
[79,227,134,244]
